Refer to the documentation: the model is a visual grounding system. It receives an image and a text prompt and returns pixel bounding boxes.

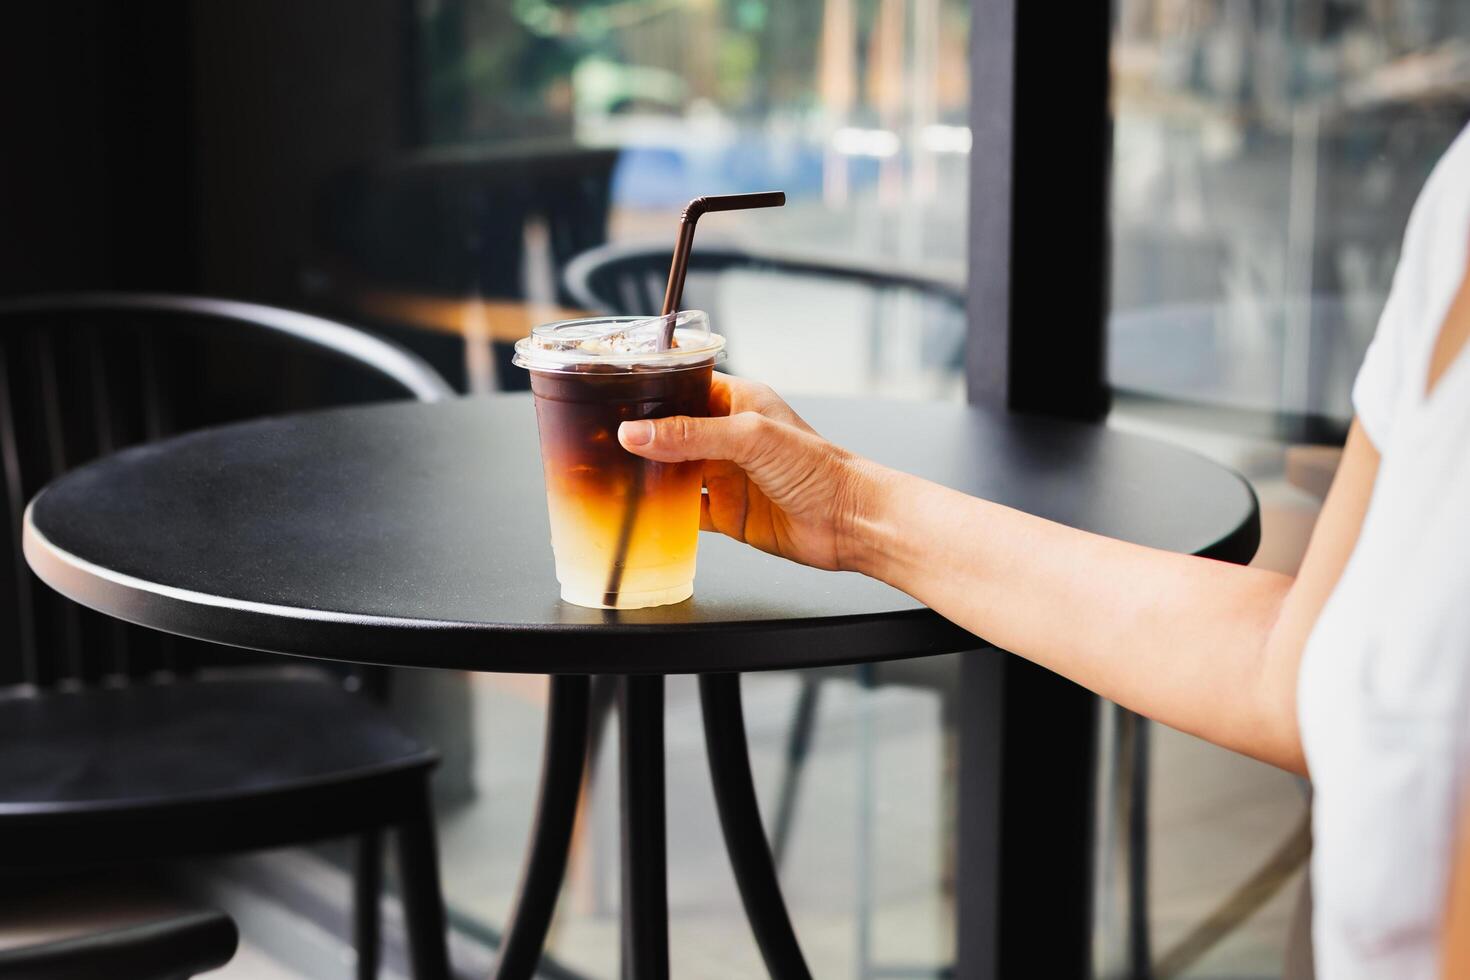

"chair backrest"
[564,240,966,317]
[0,293,453,692]
[562,242,968,388]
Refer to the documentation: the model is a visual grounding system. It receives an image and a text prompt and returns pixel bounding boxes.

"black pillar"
[966,0,1113,421]
[960,0,1113,975]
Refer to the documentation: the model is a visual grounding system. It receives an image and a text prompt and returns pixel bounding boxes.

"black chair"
[319,144,618,306]
[563,239,967,385]
[564,239,967,313]
[0,909,238,980]
[566,243,969,972]
[0,294,456,979]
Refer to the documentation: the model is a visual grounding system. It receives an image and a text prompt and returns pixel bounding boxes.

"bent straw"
[656,192,787,346]
[602,191,786,605]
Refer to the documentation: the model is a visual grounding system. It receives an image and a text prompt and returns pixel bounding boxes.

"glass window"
[1104,4,1469,977]
[1109,0,1470,433]
[336,0,973,400]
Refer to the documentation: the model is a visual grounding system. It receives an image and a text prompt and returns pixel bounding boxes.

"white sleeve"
[1350,124,1470,453]
[1351,259,1411,453]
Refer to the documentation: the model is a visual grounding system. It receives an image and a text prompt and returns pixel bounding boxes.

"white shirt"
[1299,124,1470,978]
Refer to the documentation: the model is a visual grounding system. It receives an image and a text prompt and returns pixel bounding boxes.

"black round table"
[23,395,1258,980]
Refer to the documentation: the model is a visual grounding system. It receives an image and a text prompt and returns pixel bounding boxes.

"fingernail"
[621,420,654,446]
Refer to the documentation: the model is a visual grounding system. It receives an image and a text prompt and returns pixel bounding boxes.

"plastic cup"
[512,311,724,609]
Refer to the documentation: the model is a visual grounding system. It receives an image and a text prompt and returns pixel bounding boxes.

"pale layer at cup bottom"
[558,580,695,610]
[551,549,698,610]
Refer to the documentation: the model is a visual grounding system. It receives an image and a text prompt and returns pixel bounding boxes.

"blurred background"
[2,1,1468,977]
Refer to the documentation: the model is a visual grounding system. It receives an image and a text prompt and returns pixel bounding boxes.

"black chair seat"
[0,909,239,980]
[0,677,434,822]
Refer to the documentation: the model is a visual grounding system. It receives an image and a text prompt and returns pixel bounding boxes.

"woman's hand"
[617,374,885,572]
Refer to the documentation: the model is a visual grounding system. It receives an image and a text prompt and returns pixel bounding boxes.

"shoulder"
[1427,124,1470,193]
[1399,125,1470,267]
[1352,125,1470,451]
[1397,125,1470,274]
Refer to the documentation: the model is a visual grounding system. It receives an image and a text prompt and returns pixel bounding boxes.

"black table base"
[700,675,812,979]
[620,675,670,980]
[488,673,812,980]
[491,676,591,980]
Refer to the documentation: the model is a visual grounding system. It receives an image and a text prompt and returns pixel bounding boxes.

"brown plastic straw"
[657,192,787,342]
[603,191,786,605]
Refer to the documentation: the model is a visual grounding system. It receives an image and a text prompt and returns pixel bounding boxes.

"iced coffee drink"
[512,312,724,609]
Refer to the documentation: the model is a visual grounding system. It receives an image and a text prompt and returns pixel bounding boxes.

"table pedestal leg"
[491,675,591,980]
[699,673,813,980]
[956,651,1097,979]
[620,675,669,980]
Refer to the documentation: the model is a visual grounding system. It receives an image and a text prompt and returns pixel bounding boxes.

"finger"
[618,411,773,465]
[700,492,714,531]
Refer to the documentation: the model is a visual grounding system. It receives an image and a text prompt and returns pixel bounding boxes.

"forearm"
[621,376,1363,774]
[847,465,1304,773]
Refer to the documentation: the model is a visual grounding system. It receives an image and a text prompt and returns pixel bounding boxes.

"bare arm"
[848,421,1379,773]
[619,377,1381,774]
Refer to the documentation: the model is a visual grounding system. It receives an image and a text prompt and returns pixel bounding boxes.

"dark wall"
[0,1,409,303]
[0,3,196,294]
[190,1,409,302]
[0,2,613,395]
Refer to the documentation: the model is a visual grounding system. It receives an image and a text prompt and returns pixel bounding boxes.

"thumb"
[618,412,770,464]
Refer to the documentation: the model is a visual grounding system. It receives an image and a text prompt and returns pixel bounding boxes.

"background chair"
[312,143,620,392]
[0,294,456,979]
[566,243,968,974]
[0,909,238,980]
[564,239,965,316]
[563,239,967,392]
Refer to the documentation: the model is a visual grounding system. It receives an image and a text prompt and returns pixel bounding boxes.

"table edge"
[23,498,989,674]
[21,419,1262,675]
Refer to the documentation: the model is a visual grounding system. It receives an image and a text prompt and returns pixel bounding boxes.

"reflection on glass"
[333,0,975,400]
[1110,0,1470,428]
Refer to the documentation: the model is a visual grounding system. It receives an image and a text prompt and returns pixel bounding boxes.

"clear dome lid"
[512,310,724,373]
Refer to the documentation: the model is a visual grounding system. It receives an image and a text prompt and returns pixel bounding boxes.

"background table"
[24,395,1258,979]
[328,289,593,394]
